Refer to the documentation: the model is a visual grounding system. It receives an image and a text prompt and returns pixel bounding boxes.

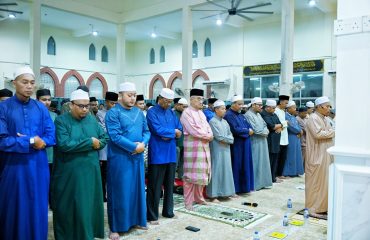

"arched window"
[89,78,104,99]
[160,46,165,63]
[204,38,211,57]
[150,48,155,64]
[47,36,56,55]
[193,76,207,94]
[101,46,108,62]
[153,79,164,99]
[192,40,198,58]
[171,78,183,97]
[64,76,80,98]
[40,73,55,97]
[89,44,96,60]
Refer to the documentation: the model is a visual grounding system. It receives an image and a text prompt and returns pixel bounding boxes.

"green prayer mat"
[176,204,268,228]
[159,193,185,210]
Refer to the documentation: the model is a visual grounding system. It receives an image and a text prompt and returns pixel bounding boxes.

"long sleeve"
[210,119,234,144]
[286,114,302,134]
[40,105,56,148]
[307,115,335,140]
[55,117,94,153]
[96,122,108,150]
[146,108,176,138]
[96,110,106,132]
[180,108,212,138]
[142,113,151,145]
[245,111,268,136]
[0,104,29,153]
[105,109,137,153]
[224,112,250,138]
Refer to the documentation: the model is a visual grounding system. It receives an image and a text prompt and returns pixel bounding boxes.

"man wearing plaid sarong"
[180,88,213,210]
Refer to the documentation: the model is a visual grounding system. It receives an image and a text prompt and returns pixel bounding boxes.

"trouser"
[301,146,306,171]
[146,163,176,221]
[269,152,279,182]
[100,160,107,201]
[183,181,205,207]
[176,146,184,179]
[277,145,288,176]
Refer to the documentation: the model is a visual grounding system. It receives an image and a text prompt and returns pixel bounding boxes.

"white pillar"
[280,0,294,96]
[116,23,126,91]
[182,6,193,99]
[327,1,370,239]
[30,0,41,82]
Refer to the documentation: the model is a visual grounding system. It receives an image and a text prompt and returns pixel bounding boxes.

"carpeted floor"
[47,176,327,240]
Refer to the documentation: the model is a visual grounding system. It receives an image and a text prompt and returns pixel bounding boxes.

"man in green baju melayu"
[51,89,107,240]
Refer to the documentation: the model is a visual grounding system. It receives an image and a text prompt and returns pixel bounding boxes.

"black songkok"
[298,107,308,112]
[207,98,218,104]
[77,85,89,93]
[173,97,181,104]
[278,95,290,101]
[136,94,144,101]
[105,91,118,101]
[89,97,97,102]
[0,88,13,98]
[36,89,51,98]
[190,88,204,97]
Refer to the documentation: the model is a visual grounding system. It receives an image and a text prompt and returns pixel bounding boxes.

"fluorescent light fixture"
[151,32,157,38]
[308,0,316,7]
[216,19,222,26]
[92,30,98,36]
[8,13,16,19]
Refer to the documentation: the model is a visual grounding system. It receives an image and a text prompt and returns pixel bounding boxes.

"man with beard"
[51,89,107,239]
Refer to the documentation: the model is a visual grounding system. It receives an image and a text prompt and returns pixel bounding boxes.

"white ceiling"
[0,0,337,41]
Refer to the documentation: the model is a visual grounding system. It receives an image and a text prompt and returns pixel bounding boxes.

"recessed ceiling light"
[216,19,222,26]
[92,31,98,36]
[308,0,316,7]
[8,13,16,19]
[151,32,157,38]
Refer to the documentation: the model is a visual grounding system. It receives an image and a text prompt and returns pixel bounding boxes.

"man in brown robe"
[305,96,335,219]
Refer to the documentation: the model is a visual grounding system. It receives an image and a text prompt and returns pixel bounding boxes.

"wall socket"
[334,17,363,36]
[362,15,370,32]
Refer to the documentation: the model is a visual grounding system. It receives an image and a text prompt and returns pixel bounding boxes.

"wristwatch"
[30,137,35,146]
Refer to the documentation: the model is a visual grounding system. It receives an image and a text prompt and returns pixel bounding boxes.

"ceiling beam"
[40,0,121,23]
[120,0,207,24]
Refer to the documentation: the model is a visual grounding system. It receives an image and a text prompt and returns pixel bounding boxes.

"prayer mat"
[159,193,185,210]
[176,204,268,228]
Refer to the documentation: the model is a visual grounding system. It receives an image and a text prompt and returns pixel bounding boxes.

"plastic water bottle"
[303,208,309,225]
[287,198,292,214]
[253,231,261,240]
[282,214,289,235]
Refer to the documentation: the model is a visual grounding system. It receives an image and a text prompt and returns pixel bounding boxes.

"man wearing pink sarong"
[180,88,213,210]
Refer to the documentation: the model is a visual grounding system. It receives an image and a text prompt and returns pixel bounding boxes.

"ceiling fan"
[193,0,273,22]
[0,2,23,15]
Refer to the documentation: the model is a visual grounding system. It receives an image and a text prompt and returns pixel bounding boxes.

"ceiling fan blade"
[224,14,230,23]
[192,9,227,11]
[206,0,229,10]
[236,13,253,21]
[200,11,227,20]
[0,3,18,6]
[235,0,242,9]
[238,2,272,11]
[0,8,23,14]
[231,0,235,8]
[238,10,274,14]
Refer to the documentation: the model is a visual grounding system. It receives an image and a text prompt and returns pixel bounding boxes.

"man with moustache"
[105,82,150,239]
[0,66,55,240]
[51,89,107,239]
[146,88,182,224]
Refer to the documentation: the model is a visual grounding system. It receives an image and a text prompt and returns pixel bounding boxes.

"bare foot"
[231,194,240,199]
[275,178,283,183]
[148,220,159,225]
[109,232,120,240]
[196,201,208,205]
[310,212,328,220]
[134,225,149,230]
[185,205,194,211]
[211,198,220,203]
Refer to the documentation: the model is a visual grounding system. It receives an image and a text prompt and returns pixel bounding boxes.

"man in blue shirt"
[146,88,182,225]
[203,97,217,122]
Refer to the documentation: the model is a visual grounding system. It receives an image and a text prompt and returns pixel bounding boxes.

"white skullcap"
[178,98,188,105]
[266,99,277,107]
[306,101,315,108]
[119,82,136,92]
[14,66,35,80]
[247,103,252,108]
[315,96,330,106]
[213,100,225,108]
[160,88,175,100]
[70,89,89,101]
[287,101,296,108]
[251,97,262,104]
[231,95,243,103]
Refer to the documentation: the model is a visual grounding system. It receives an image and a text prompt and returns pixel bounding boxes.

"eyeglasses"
[73,103,90,109]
